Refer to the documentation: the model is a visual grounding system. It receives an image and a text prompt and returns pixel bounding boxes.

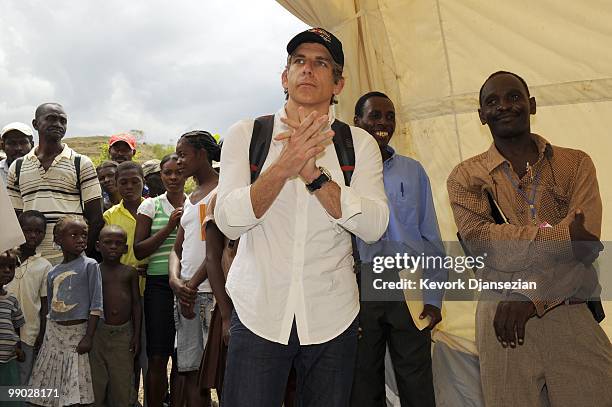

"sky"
[0,0,308,144]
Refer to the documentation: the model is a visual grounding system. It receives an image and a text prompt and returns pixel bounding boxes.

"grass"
[64,136,198,193]
[64,136,176,166]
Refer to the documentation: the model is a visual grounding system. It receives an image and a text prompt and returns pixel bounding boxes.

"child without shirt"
[89,225,141,406]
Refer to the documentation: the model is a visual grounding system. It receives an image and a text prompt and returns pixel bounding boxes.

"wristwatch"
[306,167,332,192]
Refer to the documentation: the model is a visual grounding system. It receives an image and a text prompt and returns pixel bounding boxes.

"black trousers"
[351,301,435,407]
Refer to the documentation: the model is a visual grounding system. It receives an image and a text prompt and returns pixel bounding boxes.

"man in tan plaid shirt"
[447,71,612,406]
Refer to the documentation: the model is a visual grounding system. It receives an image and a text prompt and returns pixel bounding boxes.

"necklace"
[14,256,29,280]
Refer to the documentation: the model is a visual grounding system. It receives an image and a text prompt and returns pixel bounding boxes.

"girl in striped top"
[134,153,186,407]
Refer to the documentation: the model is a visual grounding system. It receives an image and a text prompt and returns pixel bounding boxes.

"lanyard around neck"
[502,164,541,224]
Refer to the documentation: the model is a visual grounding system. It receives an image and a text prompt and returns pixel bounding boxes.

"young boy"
[90,225,141,406]
[6,210,52,385]
[0,250,26,388]
[96,161,121,211]
[102,160,148,399]
[103,161,148,279]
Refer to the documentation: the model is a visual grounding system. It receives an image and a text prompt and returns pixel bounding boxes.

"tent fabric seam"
[435,0,463,162]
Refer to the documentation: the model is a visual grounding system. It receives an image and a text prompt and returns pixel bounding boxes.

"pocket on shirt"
[389,190,414,226]
[544,185,570,222]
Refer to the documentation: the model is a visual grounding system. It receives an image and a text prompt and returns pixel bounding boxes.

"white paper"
[0,177,24,252]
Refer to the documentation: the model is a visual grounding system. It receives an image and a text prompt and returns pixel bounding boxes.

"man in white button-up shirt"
[215,28,389,406]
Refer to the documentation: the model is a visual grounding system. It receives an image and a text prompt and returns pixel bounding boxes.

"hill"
[64,136,175,166]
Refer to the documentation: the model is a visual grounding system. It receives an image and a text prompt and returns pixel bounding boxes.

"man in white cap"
[0,122,34,185]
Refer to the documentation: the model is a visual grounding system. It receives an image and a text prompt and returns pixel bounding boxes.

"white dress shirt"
[215,105,389,345]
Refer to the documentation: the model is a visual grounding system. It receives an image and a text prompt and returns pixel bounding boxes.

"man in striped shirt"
[6,103,103,265]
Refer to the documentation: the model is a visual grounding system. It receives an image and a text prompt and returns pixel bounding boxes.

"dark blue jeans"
[221,311,359,407]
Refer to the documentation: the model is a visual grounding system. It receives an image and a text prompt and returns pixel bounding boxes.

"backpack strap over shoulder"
[330,119,360,272]
[74,154,82,189]
[73,153,83,210]
[249,115,275,184]
[232,115,274,250]
[14,157,24,187]
[331,120,355,186]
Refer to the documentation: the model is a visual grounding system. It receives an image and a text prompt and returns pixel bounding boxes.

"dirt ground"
[137,364,219,406]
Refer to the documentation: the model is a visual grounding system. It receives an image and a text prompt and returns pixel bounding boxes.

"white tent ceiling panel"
[441,0,612,89]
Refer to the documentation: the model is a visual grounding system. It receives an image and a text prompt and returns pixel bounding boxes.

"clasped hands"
[274,107,335,184]
[172,278,198,319]
[569,209,603,266]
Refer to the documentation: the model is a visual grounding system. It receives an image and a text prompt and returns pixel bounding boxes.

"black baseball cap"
[286,27,344,67]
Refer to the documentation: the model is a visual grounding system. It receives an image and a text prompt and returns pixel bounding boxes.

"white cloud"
[0,0,308,144]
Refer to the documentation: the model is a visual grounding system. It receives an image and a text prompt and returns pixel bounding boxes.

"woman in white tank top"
[168,130,220,407]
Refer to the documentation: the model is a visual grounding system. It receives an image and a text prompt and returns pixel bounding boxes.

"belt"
[486,287,586,306]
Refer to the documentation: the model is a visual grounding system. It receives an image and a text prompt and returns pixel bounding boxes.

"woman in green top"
[134,153,186,407]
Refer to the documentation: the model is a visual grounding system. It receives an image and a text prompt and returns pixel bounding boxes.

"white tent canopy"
[278,0,612,347]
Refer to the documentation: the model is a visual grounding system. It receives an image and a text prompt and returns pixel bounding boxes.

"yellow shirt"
[6,253,52,346]
[103,199,148,294]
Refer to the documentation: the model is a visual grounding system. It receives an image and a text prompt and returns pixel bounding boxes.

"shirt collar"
[25,147,37,160]
[484,133,552,174]
[382,145,396,165]
[26,144,71,162]
[159,192,188,207]
[120,197,145,206]
[119,197,145,213]
[19,252,42,265]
